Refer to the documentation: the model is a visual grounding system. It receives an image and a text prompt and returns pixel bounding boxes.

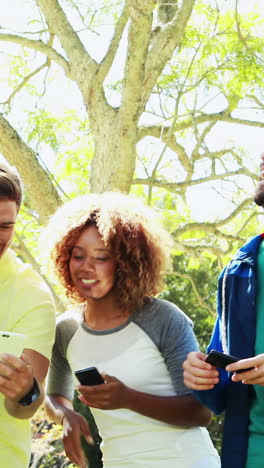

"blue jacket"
[194,233,264,468]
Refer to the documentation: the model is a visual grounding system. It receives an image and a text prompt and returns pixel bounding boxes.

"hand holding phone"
[0,331,27,358]
[205,350,254,373]
[75,366,104,386]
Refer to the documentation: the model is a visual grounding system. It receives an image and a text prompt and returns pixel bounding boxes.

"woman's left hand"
[78,374,130,410]
[226,353,264,386]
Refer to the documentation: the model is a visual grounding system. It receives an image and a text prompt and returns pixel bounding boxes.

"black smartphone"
[205,350,254,373]
[75,366,104,386]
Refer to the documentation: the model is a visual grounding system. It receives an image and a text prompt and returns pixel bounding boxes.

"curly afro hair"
[45,192,173,311]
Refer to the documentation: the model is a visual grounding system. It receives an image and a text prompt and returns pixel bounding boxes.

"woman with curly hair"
[44,192,220,468]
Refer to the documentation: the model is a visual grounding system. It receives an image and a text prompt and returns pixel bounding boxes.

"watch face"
[18,378,40,406]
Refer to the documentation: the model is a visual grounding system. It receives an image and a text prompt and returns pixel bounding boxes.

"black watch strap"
[18,378,40,406]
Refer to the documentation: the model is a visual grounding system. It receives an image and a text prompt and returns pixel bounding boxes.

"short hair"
[45,192,173,310]
[0,163,22,209]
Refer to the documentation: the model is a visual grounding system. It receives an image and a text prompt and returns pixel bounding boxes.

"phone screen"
[205,350,254,373]
[75,366,104,386]
[205,350,239,369]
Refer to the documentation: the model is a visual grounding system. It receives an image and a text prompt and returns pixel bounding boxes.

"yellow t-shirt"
[0,249,56,468]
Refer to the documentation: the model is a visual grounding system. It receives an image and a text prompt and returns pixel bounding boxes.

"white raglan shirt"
[48,298,220,468]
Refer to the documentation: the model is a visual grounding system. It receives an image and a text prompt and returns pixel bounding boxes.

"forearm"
[124,389,212,427]
[4,381,44,419]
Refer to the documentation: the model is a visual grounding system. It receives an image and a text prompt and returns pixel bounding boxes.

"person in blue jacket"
[183,154,264,468]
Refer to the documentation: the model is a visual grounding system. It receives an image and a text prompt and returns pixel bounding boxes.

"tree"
[0,0,263,263]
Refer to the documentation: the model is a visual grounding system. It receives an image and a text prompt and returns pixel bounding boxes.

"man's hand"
[183,351,219,390]
[0,353,34,401]
[2,348,49,419]
[227,353,264,386]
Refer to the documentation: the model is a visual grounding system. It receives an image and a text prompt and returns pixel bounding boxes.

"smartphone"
[205,349,254,373]
[0,331,27,357]
[75,366,104,386]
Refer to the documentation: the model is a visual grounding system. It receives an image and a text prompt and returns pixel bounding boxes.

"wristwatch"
[18,378,40,406]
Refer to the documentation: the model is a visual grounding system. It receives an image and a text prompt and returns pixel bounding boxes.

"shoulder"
[56,309,82,336]
[218,235,263,281]
[134,297,193,343]
[11,256,54,300]
[140,297,193,326]
[133,298,198,357]
[54,309,82,356]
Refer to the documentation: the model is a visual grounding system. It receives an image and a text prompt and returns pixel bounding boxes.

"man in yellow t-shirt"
[0,163,56,467]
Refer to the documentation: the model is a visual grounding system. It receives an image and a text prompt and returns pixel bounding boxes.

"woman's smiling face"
[69,225,115,301]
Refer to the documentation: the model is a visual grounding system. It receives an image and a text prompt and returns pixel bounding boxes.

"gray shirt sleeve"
[134,298,199,395]
[46,311,80,401]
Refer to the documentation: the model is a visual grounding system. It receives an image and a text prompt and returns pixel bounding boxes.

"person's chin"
[85,289,113,301]
[78,288,104,300]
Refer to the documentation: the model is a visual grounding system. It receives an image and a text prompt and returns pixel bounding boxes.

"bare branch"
[0,33,69,74]
[237,211,260,235]
[170,200,253,245]
[35,0,97,83]
[173,224,244,242]
[118,1,155,123]
[173,239,234,258]
[132,171,254,192]
[192,122,217,160]
[170,271,215,316]
[246,94,264,109]
[1,59,50,109]
[138,112,264,141]
[97,1,130,82]
[215,198,253,226]
[141,0,196,108]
